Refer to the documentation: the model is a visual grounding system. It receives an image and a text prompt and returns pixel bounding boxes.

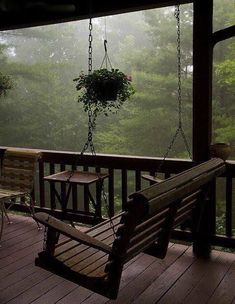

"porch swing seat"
[34,158,225,300]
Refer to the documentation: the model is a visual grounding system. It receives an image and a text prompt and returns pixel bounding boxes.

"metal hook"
[104,39,107,53]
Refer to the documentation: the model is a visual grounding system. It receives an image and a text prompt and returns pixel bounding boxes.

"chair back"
[0,149,41,193]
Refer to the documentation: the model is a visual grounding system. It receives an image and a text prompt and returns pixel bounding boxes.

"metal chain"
[81,18,95,155]
[42,214,50,250]
[88,18,93,75]
[101,180,116,236]
[81,106,96,155]
[100,18,112,69]
[43,226,48,250]
[175,4,192,159]
[82,18,116,235]
[100,39,113,70]
[68,18,94,181]
[157,4,192,173]
[175,5,182,129]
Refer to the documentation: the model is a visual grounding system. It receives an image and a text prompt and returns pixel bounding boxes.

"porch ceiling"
[0,0,192,31]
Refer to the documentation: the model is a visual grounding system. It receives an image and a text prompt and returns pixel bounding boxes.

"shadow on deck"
[0,214,235,304]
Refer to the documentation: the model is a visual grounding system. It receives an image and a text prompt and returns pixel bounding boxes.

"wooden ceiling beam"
[0,0,192,31]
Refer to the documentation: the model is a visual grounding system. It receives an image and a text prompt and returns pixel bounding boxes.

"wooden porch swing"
[34,158,225,299]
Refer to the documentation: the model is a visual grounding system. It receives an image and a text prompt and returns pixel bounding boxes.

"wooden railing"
[0,147,234,249]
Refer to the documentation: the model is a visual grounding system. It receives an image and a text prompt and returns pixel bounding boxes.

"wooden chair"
[0,149,41,241]
[34,158,225,299]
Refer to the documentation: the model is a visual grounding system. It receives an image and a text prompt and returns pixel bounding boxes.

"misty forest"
[0,1,234,161]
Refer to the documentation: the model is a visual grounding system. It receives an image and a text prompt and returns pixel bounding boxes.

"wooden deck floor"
[1,214,235,304]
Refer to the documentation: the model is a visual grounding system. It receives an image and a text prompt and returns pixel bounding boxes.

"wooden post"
[45,227,58,255]
[192,0,213,162]
[193,190,211,257]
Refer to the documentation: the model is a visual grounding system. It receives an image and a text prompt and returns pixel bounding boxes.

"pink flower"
[125,75,132,82]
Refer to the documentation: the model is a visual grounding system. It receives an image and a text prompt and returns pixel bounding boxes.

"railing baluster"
[71,164,78,212]
[149,170,156,185]
[226,175,233,237]
[210,179,217,235]
[95,167,102,219]
[135,170,141,191]
[108,168,115,217]
[83,166,89,212]
[50,163,56,209]
[122,169,127,210]
[38,160,45,207]
[165,172,171,179]
[60,164,66,211]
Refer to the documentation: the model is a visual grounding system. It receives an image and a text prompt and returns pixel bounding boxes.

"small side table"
[141,174,163,184]
[44,170,109,219]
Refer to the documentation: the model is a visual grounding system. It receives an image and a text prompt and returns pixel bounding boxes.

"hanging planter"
[73,68,134,115]
[73,18,135,156]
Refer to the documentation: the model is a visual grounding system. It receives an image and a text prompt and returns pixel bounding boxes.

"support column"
[192,0,213,162]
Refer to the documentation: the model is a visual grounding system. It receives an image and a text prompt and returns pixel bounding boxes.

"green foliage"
[74,68,134,117]
[0,72,13,97]
[213,57,235,155]
[215,60,235,91]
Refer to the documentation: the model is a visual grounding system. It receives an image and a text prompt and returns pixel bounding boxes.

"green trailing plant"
[0,72,13,97]
[73,68,134,117]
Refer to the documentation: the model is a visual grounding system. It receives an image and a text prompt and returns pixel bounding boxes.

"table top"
[44,170,109,185]
[141,174,163,183]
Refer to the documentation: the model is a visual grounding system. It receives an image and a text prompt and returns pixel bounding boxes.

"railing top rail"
[0,146,234,175]
[0,146,194,173]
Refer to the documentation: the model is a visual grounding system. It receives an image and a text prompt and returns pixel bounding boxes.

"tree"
[212,0,235,158]
[0,45,13,97]
[98,4,193,158]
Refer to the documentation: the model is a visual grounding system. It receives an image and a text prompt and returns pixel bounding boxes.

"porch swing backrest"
[34,158,225,300]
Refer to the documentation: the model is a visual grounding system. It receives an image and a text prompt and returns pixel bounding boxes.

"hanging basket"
[74,68,134,114]
[92,78,119,101]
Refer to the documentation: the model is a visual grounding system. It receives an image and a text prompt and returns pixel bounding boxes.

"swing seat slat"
[34,158,225,300]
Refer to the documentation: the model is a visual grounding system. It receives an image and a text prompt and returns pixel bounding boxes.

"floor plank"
[133,247,195,304]
[1,213,235,304]
[181,251,235,304]
[107,244,188,304]
[157,250,222,304]
[207,258,235,304]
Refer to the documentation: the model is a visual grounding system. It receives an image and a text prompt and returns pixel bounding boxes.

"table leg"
[63,184,72,212]
[96,181,103,219]
[50,183,72,214]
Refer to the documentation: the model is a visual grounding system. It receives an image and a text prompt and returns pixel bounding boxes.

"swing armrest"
[34,212,112,254]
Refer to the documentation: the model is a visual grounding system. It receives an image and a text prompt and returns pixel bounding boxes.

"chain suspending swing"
[155,4,192,177]
[81,18,96,156]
